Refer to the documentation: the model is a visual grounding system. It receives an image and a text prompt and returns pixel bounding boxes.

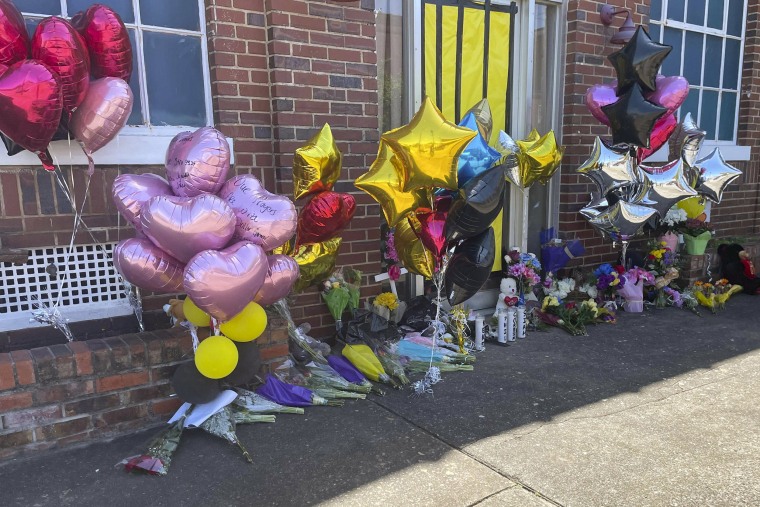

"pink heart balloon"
[112,173,173,231]
[165,127,230,197]
[70,77,133,154]
[0,60,62,156]
[31,17,90,114]
[0,0,29,65]
[585,83,618,126]
[254,254,300,305]
[141,194,236,264]
[183,241,268,321]
[113,237,185,293]
[218,174,297,251]
[646,75,689,115]
[636,113,678,163]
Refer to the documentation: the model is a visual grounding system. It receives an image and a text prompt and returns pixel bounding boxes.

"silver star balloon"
[579,195,609,221]
[577,137,636,197]
[692,148,742,203]
[668,112,706,184]
[495,130,520,189]
[589,201,657,241]
[632,158,698,218]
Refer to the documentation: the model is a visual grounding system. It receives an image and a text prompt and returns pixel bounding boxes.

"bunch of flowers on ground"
[535,296,614,336]
[692,279,743,313]
[593,263,625,300]
[321,268,362,330]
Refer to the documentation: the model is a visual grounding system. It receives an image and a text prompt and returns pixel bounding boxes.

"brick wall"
[205,0,382,339]
[0,316,287,459]
[560,0,759,269]
[0,0,382,351]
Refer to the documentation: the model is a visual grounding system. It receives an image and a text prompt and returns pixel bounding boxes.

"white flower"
[579,283,598,299]
[663,207,687,227]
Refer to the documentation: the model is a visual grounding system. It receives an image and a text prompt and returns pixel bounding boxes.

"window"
[16,0,212,129]
[649,0,746,143]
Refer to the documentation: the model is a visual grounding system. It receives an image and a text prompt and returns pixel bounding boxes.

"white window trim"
[2,0,218,166]
[649,0,749,153]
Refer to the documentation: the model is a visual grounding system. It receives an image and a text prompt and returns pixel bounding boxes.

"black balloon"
[445,165,505,243]
[444,227,495,306]
[222,341,262,386]
[608,25,672,94]
[171,361,221,404]
[602,84,667,148]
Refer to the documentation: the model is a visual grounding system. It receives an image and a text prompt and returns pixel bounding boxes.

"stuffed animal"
[718,243,760,294]
[163,298,186,326]
[739,250,756,279]
[493,277,518,317]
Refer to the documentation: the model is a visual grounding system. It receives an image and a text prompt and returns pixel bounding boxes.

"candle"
[475,316,484,349]
[497,311,506,344]
[517,307,526,339]
[506,307,516,342]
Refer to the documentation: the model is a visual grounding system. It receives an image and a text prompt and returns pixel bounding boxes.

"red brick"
[2,405,62,429]
[260,343,288,361]
[95,371,150,393]
[63,394,121,417]
[67,342,93,376]
[33,380,95,404]
[94,405,149,427]
[0,391,34,411]
[0,354,14,390]
[0,430,34,449]
[36,417,90,441]
[10,350,36,385]
[150,398,183,417]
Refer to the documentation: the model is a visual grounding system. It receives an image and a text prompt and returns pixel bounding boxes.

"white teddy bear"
[493,277,518,317]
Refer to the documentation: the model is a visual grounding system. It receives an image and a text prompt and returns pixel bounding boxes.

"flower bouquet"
[326,354,375,392]
[535,297,612,336]
[692,279,743,313]
[618,267,654,312]
[256,374,344,407]
[658,207,687,251]
[321,268,362,331]
[234,389,306,415]
[342,343,394,385]
[274,360,365,401]
[680,219,713,255]
[593,263,626,302]
[505,250,541,303]
[365,291,406,331]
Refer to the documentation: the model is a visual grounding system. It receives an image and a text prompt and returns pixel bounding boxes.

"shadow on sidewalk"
[1,295,759,506]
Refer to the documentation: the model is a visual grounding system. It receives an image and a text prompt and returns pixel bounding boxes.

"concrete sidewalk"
[1,295,759,506]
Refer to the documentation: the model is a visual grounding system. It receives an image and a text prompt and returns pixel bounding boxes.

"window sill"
[645,142,751,163]
[0,127,235,167]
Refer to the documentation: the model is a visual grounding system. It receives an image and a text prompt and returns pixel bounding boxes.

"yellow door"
[422,0,516,271]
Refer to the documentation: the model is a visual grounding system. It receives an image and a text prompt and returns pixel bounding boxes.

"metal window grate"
[0,243,132,332]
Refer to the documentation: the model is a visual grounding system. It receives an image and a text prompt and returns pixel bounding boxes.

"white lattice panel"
[0,243,132,332]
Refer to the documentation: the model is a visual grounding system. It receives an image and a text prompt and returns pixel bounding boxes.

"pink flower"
[388,264,401,281]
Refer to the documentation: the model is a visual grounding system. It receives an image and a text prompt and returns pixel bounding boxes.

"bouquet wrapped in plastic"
[274,360,364,401]
[234,388,305,415]
[618,267,655,312]
[321,268,361,331]
[342,343,393,385]
[256,374,343,407]
[541,232,585,274]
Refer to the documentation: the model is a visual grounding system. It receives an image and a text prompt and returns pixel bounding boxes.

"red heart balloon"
[0,0,28,66]
[297,191,356,246]
[32,17,90,114]
[72,4,132,81]
[0,60,62,157]
[412,209,448,261]
[636,113,677,164]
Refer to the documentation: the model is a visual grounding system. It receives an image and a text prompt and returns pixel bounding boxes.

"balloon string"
[621,240,629,269]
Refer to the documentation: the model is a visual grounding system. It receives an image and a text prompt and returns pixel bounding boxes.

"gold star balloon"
[355,141,429,226]
[394,213,436,279]
[290,237,342,292]
[498,129,564,189]
[463,98,493,142]
[382,96,476,192]
[293,123,342,200]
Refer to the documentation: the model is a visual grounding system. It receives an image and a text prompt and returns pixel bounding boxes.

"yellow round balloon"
[194,335,239,379]
[219,302,268,342]
[677,196,706,219]
[183,298,211,327]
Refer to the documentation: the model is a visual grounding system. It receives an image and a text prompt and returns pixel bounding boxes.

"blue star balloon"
[457,112,501,187]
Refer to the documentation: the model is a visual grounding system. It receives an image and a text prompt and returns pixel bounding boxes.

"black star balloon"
[692,148,742,203]
[444,227,495,306]
[577,137,636,196]
[633,158,698,218]
[602,84,667,148]
[588,201,657,241]
[608,25,672,95]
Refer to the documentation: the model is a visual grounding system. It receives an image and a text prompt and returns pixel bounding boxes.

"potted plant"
[680,219,713,255]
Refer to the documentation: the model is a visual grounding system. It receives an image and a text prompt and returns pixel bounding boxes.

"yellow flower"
[611,277,620,286]
[331,281,341,289]
[374,292,399,310]
[541,296,559,311]
[660,241,667,247]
